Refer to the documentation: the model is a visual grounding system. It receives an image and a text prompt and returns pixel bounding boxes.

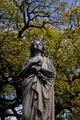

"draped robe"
[20,56,56,120]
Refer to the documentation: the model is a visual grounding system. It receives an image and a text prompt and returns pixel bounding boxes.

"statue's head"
[30,40,44,57]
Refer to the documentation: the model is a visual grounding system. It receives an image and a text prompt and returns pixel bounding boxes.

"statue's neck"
[33,52,42,57]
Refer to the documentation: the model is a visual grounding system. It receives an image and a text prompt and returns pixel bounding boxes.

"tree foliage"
[0,0,80,120]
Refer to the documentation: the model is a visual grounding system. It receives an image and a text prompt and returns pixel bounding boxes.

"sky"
[60,0,80,5]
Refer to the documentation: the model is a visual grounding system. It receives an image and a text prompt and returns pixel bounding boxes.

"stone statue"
[19,40,56,120]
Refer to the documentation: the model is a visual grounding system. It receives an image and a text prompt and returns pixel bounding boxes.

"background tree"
[0,0,80,120]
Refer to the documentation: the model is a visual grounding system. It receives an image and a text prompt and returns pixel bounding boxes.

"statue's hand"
[30,56,43,65]
[31,65,41,72]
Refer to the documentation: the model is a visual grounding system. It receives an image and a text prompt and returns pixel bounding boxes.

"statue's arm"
[19,57,41,78]
[19,60,33,78]
[41,66,56,79]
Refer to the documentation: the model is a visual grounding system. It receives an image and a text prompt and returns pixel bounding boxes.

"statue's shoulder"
[43,56,52,63]
[42,56,52,67]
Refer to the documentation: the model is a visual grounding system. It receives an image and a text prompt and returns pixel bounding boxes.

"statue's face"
[30,40,44,56]
[33,41,43,51]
